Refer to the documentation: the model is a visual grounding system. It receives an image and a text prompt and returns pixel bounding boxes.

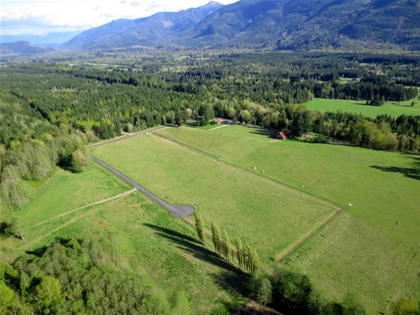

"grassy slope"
[15,162,132,226]
[305,98,420,118]
[91,134,337,263]
[156,126,420,314]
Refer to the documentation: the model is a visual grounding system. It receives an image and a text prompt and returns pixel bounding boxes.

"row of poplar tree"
[194,210,260,275]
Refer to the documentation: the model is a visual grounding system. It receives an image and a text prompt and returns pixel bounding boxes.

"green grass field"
[15,162,132,227]
[305,98,420,118]
[91,134,337,263]
[155,126,420,314]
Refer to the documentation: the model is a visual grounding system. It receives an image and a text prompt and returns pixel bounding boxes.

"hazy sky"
[1,0,238,35]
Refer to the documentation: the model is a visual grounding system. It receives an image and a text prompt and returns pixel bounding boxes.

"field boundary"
[208,125,229,131]
[275,209,343,262]
[88,126,169,149]
[29,188,138,228]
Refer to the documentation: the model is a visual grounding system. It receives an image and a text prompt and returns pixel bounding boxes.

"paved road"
[91,155,195,218]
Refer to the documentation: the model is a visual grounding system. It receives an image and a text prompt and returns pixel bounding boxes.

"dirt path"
[208,125,229,131]
[29,188,137,228]
[88,126,169,149]
[90,155,194,218]
[22,201,113,250]
[275,209,343,262]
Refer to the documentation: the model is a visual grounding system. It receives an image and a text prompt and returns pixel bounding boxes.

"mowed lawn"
[91,134,337,263]
[305,97,420,118]
[157,126,420,314]
[16,162,132,227]
[13,192,246,314]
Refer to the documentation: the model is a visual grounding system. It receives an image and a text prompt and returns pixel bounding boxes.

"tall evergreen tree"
[236,238,244,270]
[194,210,206,246]
[211,222,222,255]
[222,230,233,262]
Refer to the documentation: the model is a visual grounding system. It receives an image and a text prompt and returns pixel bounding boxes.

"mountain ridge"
[5,0,420,54]
[166,0,420,50]
[61,1,225,50]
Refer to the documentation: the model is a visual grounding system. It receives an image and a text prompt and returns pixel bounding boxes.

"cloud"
[0,0,238,35]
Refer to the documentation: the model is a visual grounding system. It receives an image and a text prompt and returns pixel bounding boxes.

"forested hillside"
[172,0,420,50]
[61,1,224,50]
[57,0,420,51]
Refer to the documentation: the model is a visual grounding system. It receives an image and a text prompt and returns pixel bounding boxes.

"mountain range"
[61,1,224,50]
[4,0,420,54]
[171,0,420,50]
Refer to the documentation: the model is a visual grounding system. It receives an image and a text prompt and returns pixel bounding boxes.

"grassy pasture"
[305,97,420,118]
[91,134,337,263]
[14,162,132,227]
[10,191,246,314]
[156,126,420,314]
[286,212,420,314]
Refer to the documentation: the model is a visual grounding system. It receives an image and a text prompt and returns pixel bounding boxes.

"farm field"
[156,126,420,314]
[14,162,132,227]
[91,134,338,263]
[305,97,420,118]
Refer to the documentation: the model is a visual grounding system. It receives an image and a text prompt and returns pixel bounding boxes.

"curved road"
[91,155,195,218]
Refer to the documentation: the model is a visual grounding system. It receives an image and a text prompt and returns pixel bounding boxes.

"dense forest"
[0,234,190,314]
[1,52,420,314]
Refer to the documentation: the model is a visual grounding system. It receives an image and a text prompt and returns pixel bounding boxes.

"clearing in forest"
[305,97,420,118]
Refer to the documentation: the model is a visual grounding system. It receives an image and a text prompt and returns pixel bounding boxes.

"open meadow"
[305,98,420,118]
[155,126,420,314]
